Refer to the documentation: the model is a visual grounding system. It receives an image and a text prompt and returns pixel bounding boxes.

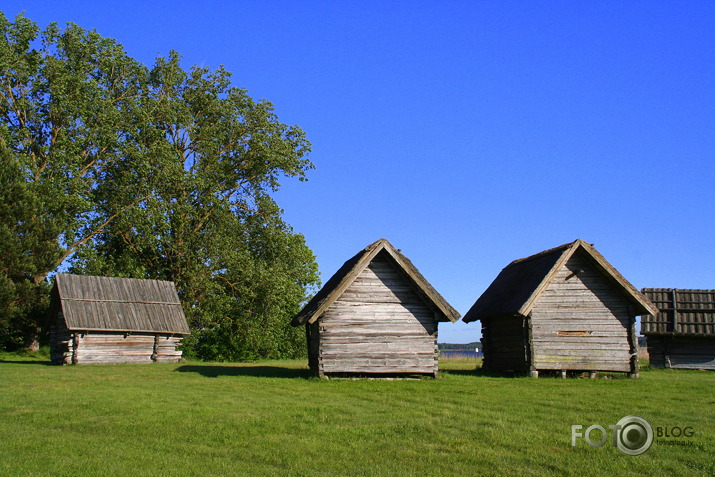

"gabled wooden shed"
[463,240,657,377]
[641,288,715,370]
[49,274,190,365]
[291,239,460,377]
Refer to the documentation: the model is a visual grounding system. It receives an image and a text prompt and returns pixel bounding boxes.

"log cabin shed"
[291,239,460,377]
[641,288,715,370]
[463,240,657,377]
[49,274,190,365]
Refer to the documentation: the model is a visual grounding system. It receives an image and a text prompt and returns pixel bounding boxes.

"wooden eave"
[519,239,657,316]
[515,242,578,317]
[519,239,658,317]
[60,325,189,335]
[291,239,460,326]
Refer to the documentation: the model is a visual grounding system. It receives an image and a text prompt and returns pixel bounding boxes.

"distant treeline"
[438,342,481,350]
[439,338,647,351]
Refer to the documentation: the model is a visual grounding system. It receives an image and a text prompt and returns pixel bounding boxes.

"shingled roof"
[641,288,715,336]
[53,274,190,334]
[462,239,657,323]
[291,238,460,326]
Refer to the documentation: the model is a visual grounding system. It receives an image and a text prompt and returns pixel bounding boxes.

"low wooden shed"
[49,274,190,365]
[291,239,460,377]
[641,288,715,370]
[463,240,657,377]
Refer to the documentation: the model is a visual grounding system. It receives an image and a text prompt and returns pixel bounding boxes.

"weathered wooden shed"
[291,239,460,377]
[641,288,715,370]
[463,240,657,377]
[49,274,190,365]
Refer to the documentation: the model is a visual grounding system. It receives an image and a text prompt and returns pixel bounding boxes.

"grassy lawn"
[0,354,713,476]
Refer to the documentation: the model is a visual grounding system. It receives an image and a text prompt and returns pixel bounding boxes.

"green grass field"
[1,354,713,476]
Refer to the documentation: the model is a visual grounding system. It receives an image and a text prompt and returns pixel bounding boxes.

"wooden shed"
[291,239,460,377]
[641,288,715,370]
[49,274,190,365]
[463,239,657,377]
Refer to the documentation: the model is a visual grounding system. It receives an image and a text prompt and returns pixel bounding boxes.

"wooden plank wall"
[317,254,438,376]
[481,316,528,372]
[530,253,634,372]
[647,336,715,370]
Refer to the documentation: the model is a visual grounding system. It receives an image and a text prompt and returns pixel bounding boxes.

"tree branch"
[55,193,156,267]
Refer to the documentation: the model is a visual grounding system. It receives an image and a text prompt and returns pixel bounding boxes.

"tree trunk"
[25,328,41,352]
[24,272,51,351]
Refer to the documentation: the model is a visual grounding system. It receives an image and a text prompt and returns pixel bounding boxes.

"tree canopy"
[0,11,319,359]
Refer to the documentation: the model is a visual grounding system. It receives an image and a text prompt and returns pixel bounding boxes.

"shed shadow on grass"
[440,368,527,378]
[175,364,312,379]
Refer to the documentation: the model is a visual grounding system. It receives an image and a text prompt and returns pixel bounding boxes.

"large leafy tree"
[0,12,318,358]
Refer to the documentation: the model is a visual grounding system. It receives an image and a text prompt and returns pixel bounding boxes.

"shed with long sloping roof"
[641,288,715,370]
[463,240,656,377]
[291,239,460,377]
[49,274,190,364]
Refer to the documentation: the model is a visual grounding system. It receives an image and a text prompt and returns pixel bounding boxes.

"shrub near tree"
[0,12,319,359]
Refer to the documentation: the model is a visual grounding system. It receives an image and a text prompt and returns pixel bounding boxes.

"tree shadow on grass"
[0,359,53,365]
[174,364,312,379]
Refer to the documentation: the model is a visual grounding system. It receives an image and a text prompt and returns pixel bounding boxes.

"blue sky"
[5,1,714,343]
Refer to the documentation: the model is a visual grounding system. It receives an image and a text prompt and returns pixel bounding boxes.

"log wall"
[647,336,715,370]
[307,321,320,374]
[50,312,184,364]
[315,254,439,376]
[530,253,635,373]
[153,335,184,363]
[73,334,156,364]
[50,312,74,365]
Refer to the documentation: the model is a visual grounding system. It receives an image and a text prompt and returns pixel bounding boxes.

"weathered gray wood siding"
[647,336,715,370]
[316,254,438,375]
[481,316,528,372]
[72,333,156,364]
[530,253,635,372]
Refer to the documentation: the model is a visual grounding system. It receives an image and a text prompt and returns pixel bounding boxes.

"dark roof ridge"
[508,239,584,267]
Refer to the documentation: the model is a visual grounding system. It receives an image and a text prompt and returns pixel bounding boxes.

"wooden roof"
[291,238,461,326]
[462,239,657,323]
[641,288,715,336]
[53,274,190,334]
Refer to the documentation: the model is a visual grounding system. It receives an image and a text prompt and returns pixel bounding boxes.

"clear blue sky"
[5,1,714,343]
